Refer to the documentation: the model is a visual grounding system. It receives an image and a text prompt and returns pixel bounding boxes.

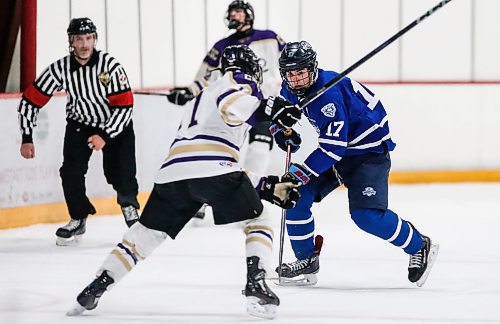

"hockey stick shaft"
[300,0,453,109]
[278,144,292,283]
[133,91,171,97]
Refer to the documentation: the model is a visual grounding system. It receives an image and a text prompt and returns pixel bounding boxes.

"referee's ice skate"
[55,218,86,246]
[66,270,114,316]
[243,256,279,319]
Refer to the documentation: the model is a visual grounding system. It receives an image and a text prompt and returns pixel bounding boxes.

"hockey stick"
[133,91,171,97]
[277,143,292,284]
[299,0,453,109]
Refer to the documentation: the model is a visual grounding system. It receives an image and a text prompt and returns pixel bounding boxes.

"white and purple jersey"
[156,71,264,184]
[191,29,285,97]
[280,69,396,177]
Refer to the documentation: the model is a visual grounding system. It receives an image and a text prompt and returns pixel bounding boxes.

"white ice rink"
[1,183,500,324]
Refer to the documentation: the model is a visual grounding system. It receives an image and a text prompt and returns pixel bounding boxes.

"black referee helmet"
[67,18,97,37]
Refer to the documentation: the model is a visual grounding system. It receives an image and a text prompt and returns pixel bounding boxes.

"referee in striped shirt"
[18,17,140,245]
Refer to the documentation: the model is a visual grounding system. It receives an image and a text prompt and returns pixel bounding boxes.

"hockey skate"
[276,235,323,286]
[243,256,280,319]
[66,270,114,316]
[121,205,139,227]
[55,218,86,246]
[408,235,439,287]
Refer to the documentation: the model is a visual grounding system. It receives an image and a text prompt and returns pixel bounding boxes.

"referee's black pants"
[59,120,139,220]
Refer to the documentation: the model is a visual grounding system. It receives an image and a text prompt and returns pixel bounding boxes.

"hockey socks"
[67,222,166,316]
[350,208,424,254]
[243,207,274,275]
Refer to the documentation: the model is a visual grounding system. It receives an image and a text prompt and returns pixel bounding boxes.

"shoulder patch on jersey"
[99,72,110,85]
[119,73,128,85]
[321,103,336,118]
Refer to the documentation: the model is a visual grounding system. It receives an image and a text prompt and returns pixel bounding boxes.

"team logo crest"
[321,103,336,118]
[362,187,377,197]
[98,72,110,85]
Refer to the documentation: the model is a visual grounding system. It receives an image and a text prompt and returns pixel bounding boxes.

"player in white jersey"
[67,45,302,319]
[167,1,286,221]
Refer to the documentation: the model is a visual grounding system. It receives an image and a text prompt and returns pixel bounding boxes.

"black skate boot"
[276,235,323,286]
[243,256,279,319]
[55,218,87,246]
[121,205,140,227]
[408,235,439,287]
[66,270,115,316]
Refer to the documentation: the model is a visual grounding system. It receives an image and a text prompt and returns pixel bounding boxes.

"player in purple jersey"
[272,41,439,287]
[167,0,286,222]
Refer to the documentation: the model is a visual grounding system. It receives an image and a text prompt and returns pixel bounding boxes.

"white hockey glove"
[258,176,301,209]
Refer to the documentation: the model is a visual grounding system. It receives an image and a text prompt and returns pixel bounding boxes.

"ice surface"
[1,183,500,323]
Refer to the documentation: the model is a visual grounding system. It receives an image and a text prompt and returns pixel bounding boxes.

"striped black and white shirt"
[18,50,134,143]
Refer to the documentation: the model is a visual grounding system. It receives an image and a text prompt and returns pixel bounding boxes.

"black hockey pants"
[59,120,139,220]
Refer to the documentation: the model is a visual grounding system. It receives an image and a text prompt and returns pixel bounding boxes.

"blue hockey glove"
[272,126,302,153]
[286,163,312,185]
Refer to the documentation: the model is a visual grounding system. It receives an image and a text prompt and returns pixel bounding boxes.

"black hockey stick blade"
[299,0,454,110]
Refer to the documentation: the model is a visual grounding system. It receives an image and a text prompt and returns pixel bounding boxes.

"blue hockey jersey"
[280,69,396,177]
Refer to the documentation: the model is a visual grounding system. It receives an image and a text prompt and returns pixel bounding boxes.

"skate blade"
[246,296,277,319]
[416,243,440,287]
[66,303,86,316]
[274,273,318,286]
[56,234,83,246]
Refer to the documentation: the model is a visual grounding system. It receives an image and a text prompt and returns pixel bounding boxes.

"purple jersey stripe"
[204,29,281,67]
[216,88,239,106]
[232,72,263,99]
[170,134,240,151]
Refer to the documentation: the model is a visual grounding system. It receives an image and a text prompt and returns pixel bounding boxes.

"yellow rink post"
[0,192,150,230]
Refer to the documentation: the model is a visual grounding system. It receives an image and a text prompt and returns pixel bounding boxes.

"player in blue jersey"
[272,41,439,287]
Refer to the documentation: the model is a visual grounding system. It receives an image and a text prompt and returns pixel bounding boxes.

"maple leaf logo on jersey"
[98,72,110,85]
[321,103,336,118]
